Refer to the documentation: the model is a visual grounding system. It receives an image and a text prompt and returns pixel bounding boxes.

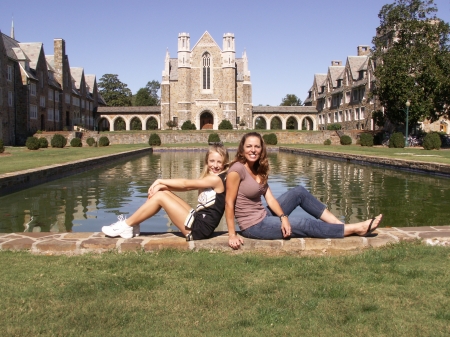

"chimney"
[357,45,371,56]
[54,39,65,87]
[331,60,342,66]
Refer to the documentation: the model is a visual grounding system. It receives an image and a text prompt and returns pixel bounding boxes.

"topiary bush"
[208,133,221,143]
[0,139,4,154]
[324,139,331,145]
[148,133,161,146]
[327,123,342,130]
[51,134,67,148]
[218,119,233,130]
[26,136,40,150]
[422,132,441,150]
[263,133,278,145]
[38,137,48,148]
[340,135,352,145]
[360,133,374,147]
[86,137,96,147]
[181,120,197,130]
[70,137,82,147]
[388,132,405,148]
[98,136,110,147]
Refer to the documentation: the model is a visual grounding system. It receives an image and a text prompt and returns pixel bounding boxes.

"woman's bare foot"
[343,214,383,237]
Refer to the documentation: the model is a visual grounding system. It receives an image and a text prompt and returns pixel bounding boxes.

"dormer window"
[337,79,342,88]
[308,91,312,98]
[320,86,325,94]
[358,70,365,80]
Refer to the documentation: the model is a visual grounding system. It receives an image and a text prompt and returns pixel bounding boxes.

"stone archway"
[302,117,314,130]
[270,116,282,130]
[286,116,298,130]
[200,111,214,130]
[98,118,110,131]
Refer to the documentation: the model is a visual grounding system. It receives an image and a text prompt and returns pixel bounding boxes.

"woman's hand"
[281,217,292,238]
[228,233,244,250]
[148,182,163,198]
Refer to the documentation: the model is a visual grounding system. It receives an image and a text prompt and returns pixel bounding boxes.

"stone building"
[304,45,379,131]
[160,31,252,130]
[0,27,105,146]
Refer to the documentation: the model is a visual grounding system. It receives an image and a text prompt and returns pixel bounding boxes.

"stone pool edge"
[0,147,154,196]
[0,226,449,255]
[279,147,450,177]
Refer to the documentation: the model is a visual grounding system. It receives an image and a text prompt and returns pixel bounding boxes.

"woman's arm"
[148,175,222,197]
[225,172,244,249]
[264,187,292,238]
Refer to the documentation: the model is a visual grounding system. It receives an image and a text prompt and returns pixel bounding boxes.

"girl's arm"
[148,175,222,197]
[264,187,292,238]
[225,172,244,249]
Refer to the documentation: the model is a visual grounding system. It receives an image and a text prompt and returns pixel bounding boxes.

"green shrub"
[208,133,221,143]
[359,133,374,147]
[51,134,67,148]
[388,132,405,148]
[26,136,40,150]
[263,133,278,145]
[98,136,110,147]
[148,133,161,146]
[181,120,197,130]
[324,139,331,145]
[340,135,352,145]
[70,138,82,147]
[86,137,96,147]
[36,130,43,134]
[327,123,342,130]
[0,139,4,154]
[38,137,48,148]
[218,119,233,130]
[422,132,441,150]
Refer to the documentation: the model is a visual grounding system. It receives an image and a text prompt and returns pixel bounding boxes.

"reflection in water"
[0,151,449,233]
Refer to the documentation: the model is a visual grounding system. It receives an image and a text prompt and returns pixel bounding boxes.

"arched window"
[202,52,211,90]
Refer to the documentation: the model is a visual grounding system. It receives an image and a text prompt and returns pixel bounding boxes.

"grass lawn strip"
[0,242,448,336]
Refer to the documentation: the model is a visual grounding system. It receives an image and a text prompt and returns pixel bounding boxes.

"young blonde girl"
[103,145,229,241]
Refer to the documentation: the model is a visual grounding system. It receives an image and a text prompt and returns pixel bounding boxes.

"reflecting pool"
[1,150,449,233]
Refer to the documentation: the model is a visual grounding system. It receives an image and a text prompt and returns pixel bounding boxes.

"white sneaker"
[102,215,137,239]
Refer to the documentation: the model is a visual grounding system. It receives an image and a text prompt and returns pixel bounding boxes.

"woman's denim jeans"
[241,185,344,240]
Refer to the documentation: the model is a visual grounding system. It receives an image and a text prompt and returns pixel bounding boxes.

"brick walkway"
[1,226,449,255]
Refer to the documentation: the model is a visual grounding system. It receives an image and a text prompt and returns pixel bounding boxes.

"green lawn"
[0,242,448,336]
[281,144,450,165]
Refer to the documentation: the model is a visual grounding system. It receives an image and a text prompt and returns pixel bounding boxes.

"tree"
[372,0,450,127]
[280,94,302,106]
[133,80,161,106]
[98,74,132,107]
[255,117,266,129]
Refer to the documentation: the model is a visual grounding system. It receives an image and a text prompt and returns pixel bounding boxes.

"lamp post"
[405,100,410,147]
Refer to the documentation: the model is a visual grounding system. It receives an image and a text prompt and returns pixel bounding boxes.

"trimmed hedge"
[389,132,405,148]
[263,133,278,145]
[218,120,233,130]
[86,137,96,147]
[38,137,48,148]
[181,120,197,130]
[70,138,82,147]
[323,139,331,145]
[208,133,221,143]
[0,139,4,153]
[360,133,374,147]
[422,132,441,150]
[51,134,67,148]
[340,135,352,145]
[149,133,161,146]
[26,136,40,150]
[327,123,342,130]
[98,136,110,147]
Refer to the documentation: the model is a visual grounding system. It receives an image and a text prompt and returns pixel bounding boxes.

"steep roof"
[17,42,43,69]
[314,74,327,91]
[70,67,84,90]
[191,31,221,51]
[328,66,345,88]
[2,33,20,60]
[347,56,369,80]
[85,75,97,93]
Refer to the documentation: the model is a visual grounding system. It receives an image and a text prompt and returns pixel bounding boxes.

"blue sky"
[2,0,450,105]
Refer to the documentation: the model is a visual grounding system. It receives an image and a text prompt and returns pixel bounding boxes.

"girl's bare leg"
[343,214,383,236]
[320,209,344,224]
[125,191,193,236]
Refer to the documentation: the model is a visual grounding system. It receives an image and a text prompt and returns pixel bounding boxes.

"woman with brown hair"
[225,132,382,249]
